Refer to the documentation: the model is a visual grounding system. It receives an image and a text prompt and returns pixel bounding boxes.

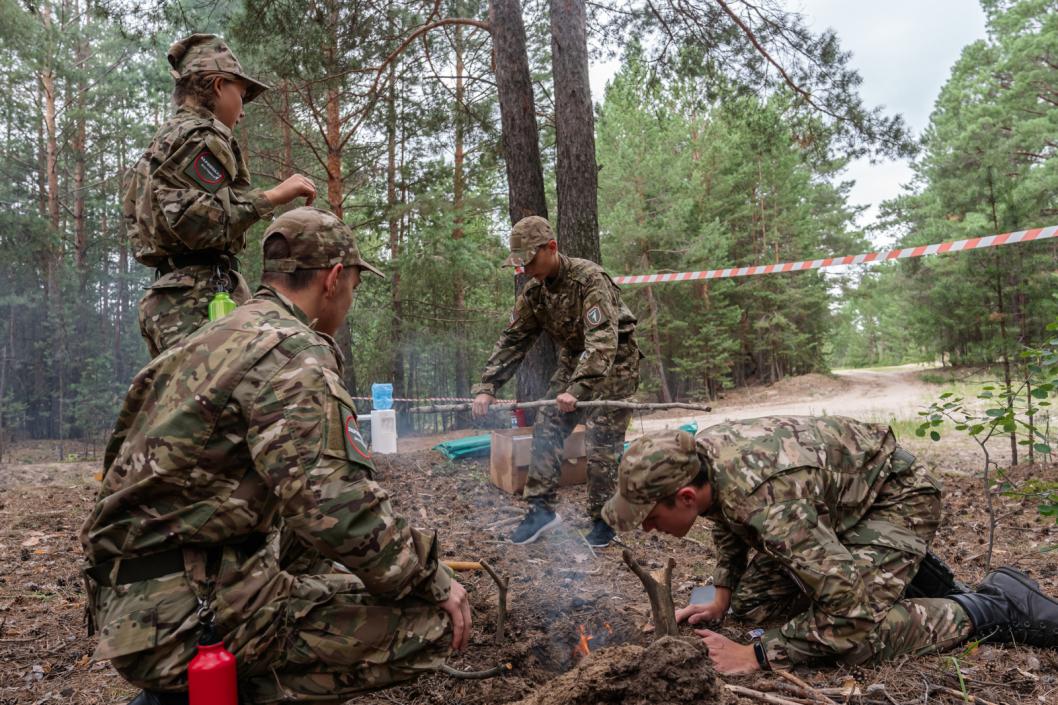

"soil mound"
[511,636,724,705]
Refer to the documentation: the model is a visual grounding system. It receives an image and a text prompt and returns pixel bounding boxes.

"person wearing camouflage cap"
[126,33,317,358]
[82,206,472,705]
[471,215,641,547]
[603,416,1058,674]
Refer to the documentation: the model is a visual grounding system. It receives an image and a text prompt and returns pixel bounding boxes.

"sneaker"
[510,505,561,545]
[584,519,616,547]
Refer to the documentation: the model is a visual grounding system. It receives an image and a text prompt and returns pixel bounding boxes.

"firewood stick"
[621,549,679,637]
[479,560,509,645]
[409,399,712,414]
[444,560,483,571]
[776,670,840,705]
[724,684,813,705]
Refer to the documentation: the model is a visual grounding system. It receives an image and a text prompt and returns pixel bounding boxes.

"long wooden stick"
[724,685,812,705]
[409,399,712,414]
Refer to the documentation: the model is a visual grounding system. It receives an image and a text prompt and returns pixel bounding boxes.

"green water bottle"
[208,292,237,321]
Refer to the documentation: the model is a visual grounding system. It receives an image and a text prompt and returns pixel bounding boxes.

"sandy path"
[631,365,936,437]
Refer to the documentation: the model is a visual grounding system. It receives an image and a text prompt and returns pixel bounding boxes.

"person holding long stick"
[472,216,642,547]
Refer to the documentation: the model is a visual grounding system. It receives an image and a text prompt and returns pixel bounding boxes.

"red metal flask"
[188,640,238,705]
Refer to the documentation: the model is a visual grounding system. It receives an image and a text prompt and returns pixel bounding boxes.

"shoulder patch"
[340,403,372,461]
[585,305,605,327]
[184,148,230,193]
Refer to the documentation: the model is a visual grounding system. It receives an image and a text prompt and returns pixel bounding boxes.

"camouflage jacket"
[471,254,637,400]
[81,286,451,661]
[124,104,274,268]
[697,416,941,664]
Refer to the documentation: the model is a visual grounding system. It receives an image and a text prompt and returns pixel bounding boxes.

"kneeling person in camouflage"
[82,207,471,704]
[472,216,641,547]
[603,416,1058,673]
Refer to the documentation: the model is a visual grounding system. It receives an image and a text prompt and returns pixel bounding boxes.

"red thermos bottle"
[188,640,238,705]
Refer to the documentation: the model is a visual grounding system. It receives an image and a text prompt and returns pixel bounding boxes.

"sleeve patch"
[585,305,605,327]
[340,402,372,461]
[184,149,230,193]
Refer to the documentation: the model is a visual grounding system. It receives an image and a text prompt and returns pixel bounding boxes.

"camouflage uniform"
[603,416,974,669]
[126,35,274,357]
[81,209,444,703]
[471,217,640,519]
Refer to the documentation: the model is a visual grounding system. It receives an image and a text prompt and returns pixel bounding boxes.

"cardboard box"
[489,425,587,494]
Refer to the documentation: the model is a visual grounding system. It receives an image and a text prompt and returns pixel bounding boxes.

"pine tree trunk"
[386,57,406,426]
[452,25,470,407]
[490,0,555,414]
[324,2,343,218]
[549,0,600,263]
[73,0,89,289]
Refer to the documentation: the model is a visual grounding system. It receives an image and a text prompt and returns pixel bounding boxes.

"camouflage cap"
[602,429,702,531]
[261,207,385,278]
[168,34,270,104]
[503,216,555,268]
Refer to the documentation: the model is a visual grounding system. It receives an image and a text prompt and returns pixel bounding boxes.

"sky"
[589,1,989,240]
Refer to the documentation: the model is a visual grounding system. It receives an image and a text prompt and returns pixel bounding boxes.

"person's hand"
[265,174,317,206]
[675,601,726,626]
[439,579,473,652]
[556,392,578,413]
[472,393,496,418]
[695,629,760,674]
[675,587,731,625]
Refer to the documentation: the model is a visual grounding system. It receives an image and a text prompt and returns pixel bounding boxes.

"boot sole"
[511,514,562,545]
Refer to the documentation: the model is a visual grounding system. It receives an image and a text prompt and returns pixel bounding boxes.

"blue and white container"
[371,383,394,411]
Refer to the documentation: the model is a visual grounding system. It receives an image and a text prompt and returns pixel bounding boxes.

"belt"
[86,534,267,587]
[155,250,238,276]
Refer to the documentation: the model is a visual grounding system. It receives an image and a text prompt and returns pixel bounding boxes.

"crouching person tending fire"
[602,415,1058,673]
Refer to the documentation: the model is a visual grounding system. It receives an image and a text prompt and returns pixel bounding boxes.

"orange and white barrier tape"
[611,225,1058,285]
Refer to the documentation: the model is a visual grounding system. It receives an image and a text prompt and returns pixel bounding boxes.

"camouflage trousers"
[138,264,250,358]
[736,453,974,668]
[525,340,640,519]
[99,537,450,704]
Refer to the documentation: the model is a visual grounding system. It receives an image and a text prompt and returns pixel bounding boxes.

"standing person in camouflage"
[81,207,472,705]
[127,33,317,358]
[603,416,1058,673]
[471,216,641,547]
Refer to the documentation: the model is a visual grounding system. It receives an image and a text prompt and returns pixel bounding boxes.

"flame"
[603,622,614,636]
[572,623,593,658]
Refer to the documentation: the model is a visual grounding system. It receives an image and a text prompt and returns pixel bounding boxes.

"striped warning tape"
[611,224,1058,285]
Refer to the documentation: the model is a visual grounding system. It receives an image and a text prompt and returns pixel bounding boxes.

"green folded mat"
[432,421,699,460]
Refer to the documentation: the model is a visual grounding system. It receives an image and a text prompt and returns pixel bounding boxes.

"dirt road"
[632,364,937,437]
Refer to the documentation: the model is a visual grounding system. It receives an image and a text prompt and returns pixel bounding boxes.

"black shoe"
[950,567,1058,648]
[510,505,561,545]
[584,519,616,547]
[129,691,189,705]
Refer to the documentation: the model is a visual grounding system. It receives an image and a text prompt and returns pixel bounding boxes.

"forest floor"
[1,368,1057,705]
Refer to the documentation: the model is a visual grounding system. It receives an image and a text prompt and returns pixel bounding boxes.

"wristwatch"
[752,637,771,671]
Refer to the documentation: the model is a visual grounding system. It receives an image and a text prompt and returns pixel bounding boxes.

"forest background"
[0,0,1055,443]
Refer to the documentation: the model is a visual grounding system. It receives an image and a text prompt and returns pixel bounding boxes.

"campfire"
[570,622,615,660]
[572,624,593,659]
